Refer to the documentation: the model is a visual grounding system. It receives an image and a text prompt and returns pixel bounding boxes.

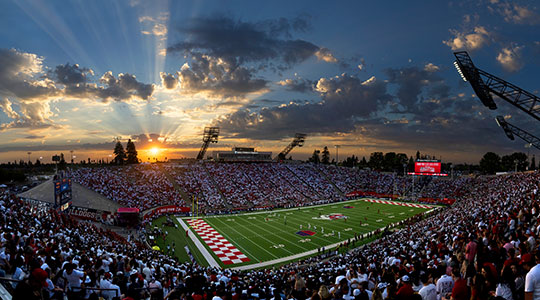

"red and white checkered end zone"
[364,199,433,209]
[187,219,250,265]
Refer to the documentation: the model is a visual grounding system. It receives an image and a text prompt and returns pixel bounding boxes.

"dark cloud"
[99,72,154,100]
[168,16,320,69]
[384,66,445,112]
[24,135,45,139]
[278,78,314,93]
[214,74,391,139]
[0,48,59,101]
[160,72,179,89]
[63,71,155,101]
[178,54,268,98]
[52,63,91,85]
[0,49,155,104]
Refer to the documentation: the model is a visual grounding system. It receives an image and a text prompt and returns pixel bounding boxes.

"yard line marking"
[211,216,279,260]
[233,217,304,254]
[187,219,250,265]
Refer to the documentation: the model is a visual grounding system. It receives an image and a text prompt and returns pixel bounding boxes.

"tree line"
[306,147,537,175]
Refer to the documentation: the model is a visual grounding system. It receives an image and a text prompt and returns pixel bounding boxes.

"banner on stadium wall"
[69,206,111,221]
[345,191,399,199]
[143,205,191,219]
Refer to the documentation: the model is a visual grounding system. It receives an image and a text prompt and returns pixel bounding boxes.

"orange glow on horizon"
[149,147,160,156]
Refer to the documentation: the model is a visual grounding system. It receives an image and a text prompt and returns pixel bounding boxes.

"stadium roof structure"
[18,179,121,213]
[454,51,540,122]
[495,116,540,151]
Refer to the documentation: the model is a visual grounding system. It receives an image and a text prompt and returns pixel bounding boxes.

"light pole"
[403,163,407,176]
[27,152,31,164]
[450,164,454,179]
[334,145,340,165]
[525,143,532,170]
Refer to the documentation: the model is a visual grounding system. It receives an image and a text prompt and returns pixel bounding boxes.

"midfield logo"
[312,213,348,220]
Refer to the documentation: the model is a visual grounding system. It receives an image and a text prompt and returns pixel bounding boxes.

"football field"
[170,199,435,269]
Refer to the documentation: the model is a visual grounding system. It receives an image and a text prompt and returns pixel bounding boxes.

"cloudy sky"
[0,0,539,163]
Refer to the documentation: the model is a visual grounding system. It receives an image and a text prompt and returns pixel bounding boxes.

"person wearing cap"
[13,268,48,300]
[396,275,414,299]
[525,252,540,300]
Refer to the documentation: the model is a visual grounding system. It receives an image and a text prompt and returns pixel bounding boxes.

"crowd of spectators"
[73,165,185,211]
[320,166,412,196]
[417,177,474,200]
[73,163,475,213]
[1,169,540,300]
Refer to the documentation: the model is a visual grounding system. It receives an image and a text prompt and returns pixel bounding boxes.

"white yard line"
[230,229,369,271]
[176,218,220,268]
[230,206,443,271]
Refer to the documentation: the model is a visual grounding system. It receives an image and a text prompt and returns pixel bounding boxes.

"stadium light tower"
[454,51,540,121]
[197,127,220,160]
[275,133,307,160]
[495,116,540,151]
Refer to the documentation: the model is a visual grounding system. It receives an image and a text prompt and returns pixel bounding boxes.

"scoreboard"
[414,161,441,173]
[54,177,72,211]
[408,160,447,176]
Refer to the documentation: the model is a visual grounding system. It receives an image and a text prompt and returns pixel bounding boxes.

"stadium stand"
[1,166,539,299]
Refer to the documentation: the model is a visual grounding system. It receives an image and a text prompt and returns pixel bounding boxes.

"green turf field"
[158,199,434,269]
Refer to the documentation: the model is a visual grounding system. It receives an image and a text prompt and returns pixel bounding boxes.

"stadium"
[1,2,540,300]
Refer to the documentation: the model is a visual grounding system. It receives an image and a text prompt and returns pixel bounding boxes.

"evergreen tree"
[309,150,321,164]
[126,139,139,164]
[531,155,536,170]
[479,152,501,174]
[415,151,420,160]
[368,152,384,170]
[113,141,126,165]
[58,153,67,170]
[359,156,368,168]
[321,146,330,164]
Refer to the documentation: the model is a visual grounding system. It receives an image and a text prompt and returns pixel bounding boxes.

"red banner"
[143,205,191,220]
[415,162,441,173]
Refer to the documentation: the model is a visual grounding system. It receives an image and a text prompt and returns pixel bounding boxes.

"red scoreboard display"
[415,161,441,173]
[409,160,447,176]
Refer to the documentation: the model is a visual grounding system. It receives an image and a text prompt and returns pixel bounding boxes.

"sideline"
[176,218,220,268]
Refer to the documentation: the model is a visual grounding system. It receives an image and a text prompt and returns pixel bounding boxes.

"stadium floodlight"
[453,61,467,82]
[495,116,514,141]
[454,51,540,121]
[494,116,540,150]
[197,127,220,160]
[275,133,307,160]
[454,51,497,110]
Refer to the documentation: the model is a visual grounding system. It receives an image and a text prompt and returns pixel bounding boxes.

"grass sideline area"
[150,199,435,269]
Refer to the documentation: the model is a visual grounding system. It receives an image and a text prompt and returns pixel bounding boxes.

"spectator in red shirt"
[444,269,470,300]
[396,275,414,299]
